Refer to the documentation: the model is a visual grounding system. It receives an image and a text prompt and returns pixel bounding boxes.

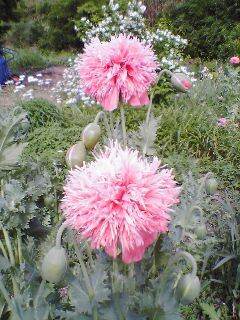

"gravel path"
[0,65,66,109]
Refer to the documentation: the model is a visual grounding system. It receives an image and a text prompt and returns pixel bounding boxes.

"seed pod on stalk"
[171,73,192,92]
[82,122,101,150]
[195,223,207,240]
[175,273,201,305]
[65,141,86,169]
[205,177,218,195]
[170,251,201,305]
[41,221,68,283]
[41,245,67,283]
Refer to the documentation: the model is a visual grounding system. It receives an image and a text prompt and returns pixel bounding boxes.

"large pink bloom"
[77,35,158,111]
[61,142,180,263]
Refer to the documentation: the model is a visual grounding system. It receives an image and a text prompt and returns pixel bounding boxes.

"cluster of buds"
[65,113,102,169]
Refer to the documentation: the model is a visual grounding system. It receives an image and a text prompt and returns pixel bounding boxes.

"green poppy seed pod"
[65,141,86,169]
[41,246,67,283]
[205,177,218,195]
[44,194,55,208]
[195,223,207,240]
[82,122,101,150]
[176,274,201,305]
[171,73,193,92]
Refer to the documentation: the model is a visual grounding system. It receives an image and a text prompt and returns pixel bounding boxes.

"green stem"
[0,240,8,260]
[143,91,154,156]
[197,172,213,197]
[109,112,114,139]
[17,230,23,265]
[168,251,198,277]
[0,278,11,305]
[2,227,15,266]
[11,276,19,296]
[34,280,45,308]
[73,235,98,320]
[85,241,94,268]
[189,205,204,224]
[112,260,125,320]
[120,105,127,147]
[157,69,173,79]
[55,221,68,247]
[94,111,112,139]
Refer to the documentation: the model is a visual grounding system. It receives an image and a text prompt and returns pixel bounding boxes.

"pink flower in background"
[59,286,68,299]
[77,34,158,111]
[217,117,229,127]
[61,142,180,263]
[230,56,240,65]
[182,79,192,90]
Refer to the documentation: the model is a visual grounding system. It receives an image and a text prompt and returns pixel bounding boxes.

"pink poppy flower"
[230,56,240,65]
[61,142,180,263]
[77,34,158,111]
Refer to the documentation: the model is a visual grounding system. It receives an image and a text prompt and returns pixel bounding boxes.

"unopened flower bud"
[195,223,207,240]
[171,73,192,92]
[44,194,55,208]
[176,274,201,305]
[65,141,86,169]
[82,123,101,150]
[41,246,67,283]
[205,177,218,195]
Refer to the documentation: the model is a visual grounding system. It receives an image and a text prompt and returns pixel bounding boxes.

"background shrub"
[0,0,17,45]
[165,0,240,59]
[10,48,49,73]
[20,99,64,131]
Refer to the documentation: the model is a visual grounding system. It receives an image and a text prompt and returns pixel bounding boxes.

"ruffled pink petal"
[101,86,119,111]
[128,94,141,106]
[122,245,146,264]
[139,91,150,105]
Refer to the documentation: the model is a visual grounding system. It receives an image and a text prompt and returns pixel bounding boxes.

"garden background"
[0,0,240,319]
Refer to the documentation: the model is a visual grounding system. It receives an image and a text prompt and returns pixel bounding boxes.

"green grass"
[9,48,74,74]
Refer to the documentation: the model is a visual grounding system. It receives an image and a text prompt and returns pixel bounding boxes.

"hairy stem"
[112,260,125,320]
[197,172,214,197]
[143,91,154,156]
[17,230,23,265]
[73,235,98,320]
[168,251,198,277]
[2,227,15,266]
[120,105,127,147]
[55,221,69,247]
[94,111,112,139]
[0,240,8,260]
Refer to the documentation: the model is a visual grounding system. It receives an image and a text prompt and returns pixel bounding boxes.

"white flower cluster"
[76,1,187,57]
[51,58,95,106]
[56,0,194,106]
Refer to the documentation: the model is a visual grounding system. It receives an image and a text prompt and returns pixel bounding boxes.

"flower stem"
[17,230,23,265]
[120,105,127,147]
[0,240,8,260]
[73,235,98,320]
[2,227,15,266]
[55,221,68,247]
[112,260,125,320]
[189,205,204,224]
[157,69,173,79]
[143,91,154,156]
[197,172,213,197]
[94,111,112,139]
[168,251,198,277]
